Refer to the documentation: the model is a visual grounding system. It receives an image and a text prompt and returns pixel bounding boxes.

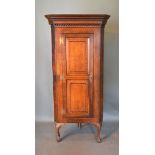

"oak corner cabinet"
[45,14,110,143]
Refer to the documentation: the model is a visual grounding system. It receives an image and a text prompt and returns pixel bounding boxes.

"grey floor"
[35,121,119,155]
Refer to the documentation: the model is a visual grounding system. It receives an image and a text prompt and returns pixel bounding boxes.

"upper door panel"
[66,37,88,75]
[62,33,94,77]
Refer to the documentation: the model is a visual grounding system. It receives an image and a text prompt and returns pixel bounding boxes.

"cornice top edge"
[45,14,110,25]
[45,14,110,20]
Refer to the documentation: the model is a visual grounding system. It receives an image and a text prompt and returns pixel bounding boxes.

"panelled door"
[61,33,94,118]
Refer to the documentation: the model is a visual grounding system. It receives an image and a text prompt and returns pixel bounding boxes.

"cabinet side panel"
[93,28,102,122]
[54,28,64,122]
[100,27,104,123]
[51,26,57,121]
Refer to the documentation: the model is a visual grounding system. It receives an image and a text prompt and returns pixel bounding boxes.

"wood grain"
[45,14,110,142]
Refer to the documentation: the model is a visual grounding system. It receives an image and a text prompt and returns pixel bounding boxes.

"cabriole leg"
[55,123,64,142]
[92,122,102,143]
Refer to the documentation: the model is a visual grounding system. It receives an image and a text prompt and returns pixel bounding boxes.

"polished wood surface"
[45,14,110,143]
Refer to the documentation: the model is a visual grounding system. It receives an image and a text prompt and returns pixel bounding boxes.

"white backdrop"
[35,0,119,122]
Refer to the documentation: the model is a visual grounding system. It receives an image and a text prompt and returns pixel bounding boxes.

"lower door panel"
[63,79,92,117]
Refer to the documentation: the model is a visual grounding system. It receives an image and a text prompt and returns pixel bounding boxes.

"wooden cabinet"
[45,14,110,143]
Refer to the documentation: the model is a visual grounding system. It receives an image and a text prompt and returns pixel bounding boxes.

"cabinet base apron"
[54,122,102,143]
